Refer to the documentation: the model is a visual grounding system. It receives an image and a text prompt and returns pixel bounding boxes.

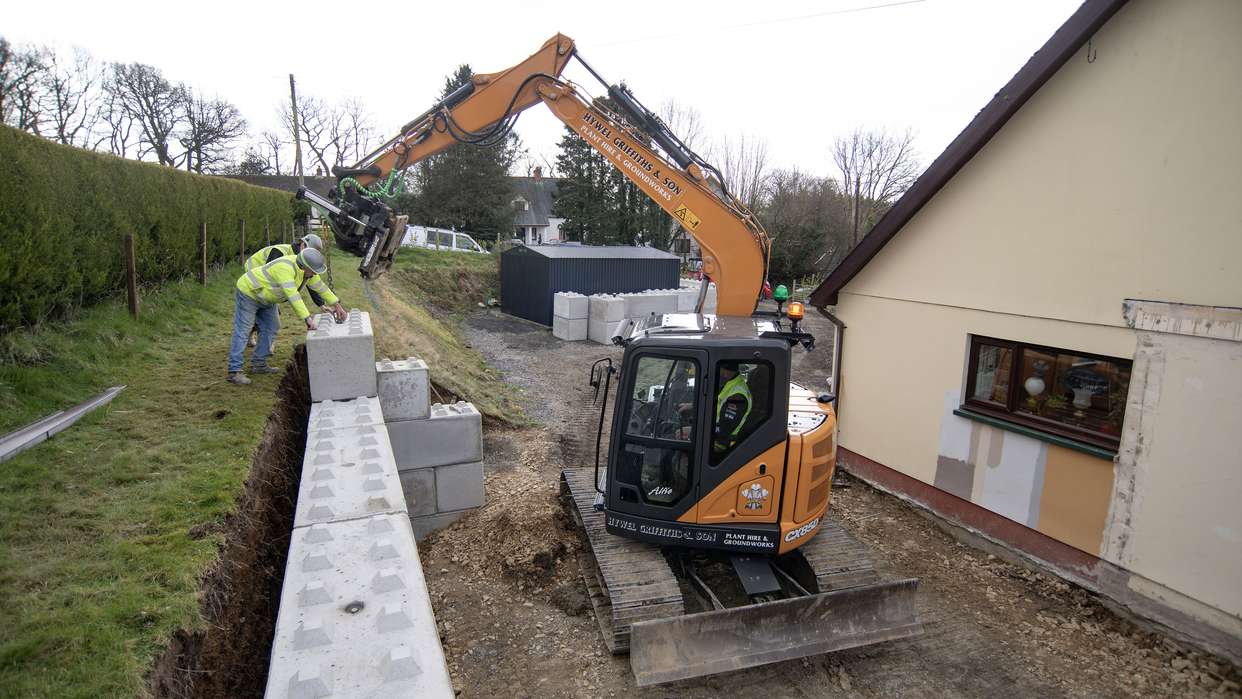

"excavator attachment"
[358,214,408,280]
[628,578,921,686]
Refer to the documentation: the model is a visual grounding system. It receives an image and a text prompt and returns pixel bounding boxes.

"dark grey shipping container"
[500,244,680,325]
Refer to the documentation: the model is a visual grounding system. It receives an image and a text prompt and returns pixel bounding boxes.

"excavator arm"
[313,33,770,316]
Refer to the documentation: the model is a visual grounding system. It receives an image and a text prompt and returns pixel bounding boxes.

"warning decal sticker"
[673,205,702,230]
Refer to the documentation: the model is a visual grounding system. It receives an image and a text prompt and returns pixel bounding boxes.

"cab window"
[710,360,773,465]
[616,356,698,505]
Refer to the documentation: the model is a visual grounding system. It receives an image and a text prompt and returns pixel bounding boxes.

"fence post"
[323,221,333,285]
[266,221,271,245]
[199,222,207,285]
[124,233,139,318]
[239,219,246,264]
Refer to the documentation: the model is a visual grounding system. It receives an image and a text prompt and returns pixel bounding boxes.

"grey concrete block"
[398,468,437,517]
[389,402,483,470]
[376,357,430,422]
[624,290,678,317]
[553,292,589,320]
[588,317,623,345]
[676,288,700,312]
[306,309,378,402]
[296,425,405,528]
[435,461,484,512]
[410,510,470,541]
[588,294,626,323]
[552,316,588,341]
[266,514,454,698]
[308,396,384,433]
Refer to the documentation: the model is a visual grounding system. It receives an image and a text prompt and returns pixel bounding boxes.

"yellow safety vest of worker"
[244,243,295,271]
[714,373,753,449]
[236,254,338,321]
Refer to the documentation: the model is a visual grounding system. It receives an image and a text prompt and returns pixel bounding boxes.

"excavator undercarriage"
[561,468,921,685]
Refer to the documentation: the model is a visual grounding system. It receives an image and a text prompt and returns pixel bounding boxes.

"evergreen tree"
[397,65,519,241]
[551,98,674,247]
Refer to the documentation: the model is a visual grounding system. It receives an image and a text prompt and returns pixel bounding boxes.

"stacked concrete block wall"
[266,312,462,698]
[552,292,588,341]
[387,399,485,539]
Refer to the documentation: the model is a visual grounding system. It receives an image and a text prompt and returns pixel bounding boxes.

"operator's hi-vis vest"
[236,254,338,321]
[714,374,753,449]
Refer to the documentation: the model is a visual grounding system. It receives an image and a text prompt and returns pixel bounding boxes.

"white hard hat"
[299,233,324,252]
[298,247,327,275]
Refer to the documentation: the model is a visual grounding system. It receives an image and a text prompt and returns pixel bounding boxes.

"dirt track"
[418,310,1240,698]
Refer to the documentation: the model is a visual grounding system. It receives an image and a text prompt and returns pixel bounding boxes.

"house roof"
[222,175,336,199]
[508,244,678,260]
[511,176,560,227]
[809,0,1129,308]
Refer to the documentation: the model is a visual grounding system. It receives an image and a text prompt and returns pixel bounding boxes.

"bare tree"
[283,95,337,175]
[711,132,771,211]
[340,97,378,164]
[179,94,246,173]
[96,85,135,156]
[1,38,46,132]
[832,127,920,245]
[106,62,186,166]
[658,99,705,152]
[40,47,102,147]
[260,130,286,175]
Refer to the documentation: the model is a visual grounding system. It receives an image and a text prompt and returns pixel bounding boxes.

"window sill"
[952,409,1117,460]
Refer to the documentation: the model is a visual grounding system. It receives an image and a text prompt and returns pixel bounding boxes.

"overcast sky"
[5,0,1081,177]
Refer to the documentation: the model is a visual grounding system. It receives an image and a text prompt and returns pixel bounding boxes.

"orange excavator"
[302,34,921,686]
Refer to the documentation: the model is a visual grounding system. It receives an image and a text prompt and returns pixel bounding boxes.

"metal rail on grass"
[0,386,126,463]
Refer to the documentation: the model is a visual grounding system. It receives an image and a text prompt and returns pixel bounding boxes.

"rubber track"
[561,468,684,654]
[797,516,883,593]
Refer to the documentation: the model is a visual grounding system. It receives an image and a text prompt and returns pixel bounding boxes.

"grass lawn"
[0,245,516,697]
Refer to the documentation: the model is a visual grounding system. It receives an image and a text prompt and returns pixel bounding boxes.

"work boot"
[227,372,252,385]
[249,364,279,374]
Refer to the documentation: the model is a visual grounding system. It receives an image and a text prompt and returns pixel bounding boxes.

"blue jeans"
[227,290,279,373]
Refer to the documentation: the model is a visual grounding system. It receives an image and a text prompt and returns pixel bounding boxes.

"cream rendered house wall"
[833,0,1242,635]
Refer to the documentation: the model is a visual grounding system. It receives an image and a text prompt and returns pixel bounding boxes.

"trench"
[146,347,310,698]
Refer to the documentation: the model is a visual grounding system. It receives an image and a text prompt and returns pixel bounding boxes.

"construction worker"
[245,234,328,347]
[227,247,347,385]
[713,362,753,452]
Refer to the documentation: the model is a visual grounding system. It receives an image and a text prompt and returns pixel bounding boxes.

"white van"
[402,225,489,254]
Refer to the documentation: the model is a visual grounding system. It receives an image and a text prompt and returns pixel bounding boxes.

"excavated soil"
[417,309,1241,698]
[146,348,309,698]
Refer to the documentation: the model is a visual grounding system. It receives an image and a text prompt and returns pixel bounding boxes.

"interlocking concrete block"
[435,461,484,512]
[306,309,378,402]
[398,468,436,517]
[553,292,589,320]
[624,290,678,318]
[389,402,483,471]
[552,316,588,341]
[266,514,454,698]
[376,358,430,422]
[308,396,384,433]
[410,510,470,541]
[296,426,405,528]
[588,294,626,323]
[588,317,623,345]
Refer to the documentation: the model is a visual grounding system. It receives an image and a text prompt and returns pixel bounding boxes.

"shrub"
[0,125,293,332]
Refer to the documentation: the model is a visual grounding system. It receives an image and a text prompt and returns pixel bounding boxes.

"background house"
[511,168,564,245]
[810,0,1241,661]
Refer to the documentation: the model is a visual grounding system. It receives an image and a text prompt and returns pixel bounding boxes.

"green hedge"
[0,125,295,332]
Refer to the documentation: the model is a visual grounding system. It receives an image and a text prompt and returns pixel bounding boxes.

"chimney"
[533,166,543,180]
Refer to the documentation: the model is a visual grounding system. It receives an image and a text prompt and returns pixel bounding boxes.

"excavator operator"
[714,362,753,453]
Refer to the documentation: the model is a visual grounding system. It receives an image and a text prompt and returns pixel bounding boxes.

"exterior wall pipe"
[816,307,845,415]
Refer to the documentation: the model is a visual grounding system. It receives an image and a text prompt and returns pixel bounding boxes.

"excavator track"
[561,467,909,663]
[560,468,684,654]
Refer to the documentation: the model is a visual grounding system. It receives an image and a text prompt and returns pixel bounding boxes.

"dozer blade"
[629,578,921,686]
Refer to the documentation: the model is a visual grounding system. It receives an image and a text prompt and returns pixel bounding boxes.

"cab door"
[607,348,707,521]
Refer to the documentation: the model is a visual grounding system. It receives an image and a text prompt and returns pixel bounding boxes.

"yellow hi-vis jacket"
[247,244,331,307]
[236,254,339,320]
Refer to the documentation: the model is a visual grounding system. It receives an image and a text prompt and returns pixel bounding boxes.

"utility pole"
[289,74,305,189]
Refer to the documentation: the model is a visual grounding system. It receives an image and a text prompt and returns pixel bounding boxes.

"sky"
[3,0,1083,178]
